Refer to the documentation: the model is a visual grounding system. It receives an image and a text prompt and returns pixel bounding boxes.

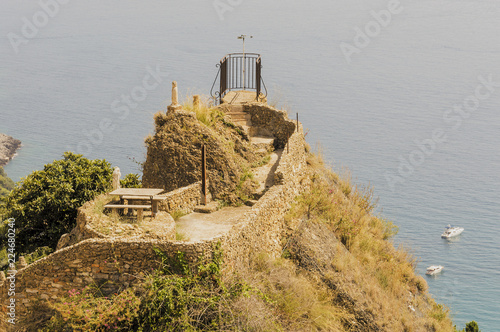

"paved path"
[252,149,282,193]
[176,206,252,241]
[175,149,282,241]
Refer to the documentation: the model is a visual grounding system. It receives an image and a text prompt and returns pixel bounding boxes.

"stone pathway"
[175,92,281,242]
[175,149,282,242]
[252,149,282,194]
[175,206,251,241]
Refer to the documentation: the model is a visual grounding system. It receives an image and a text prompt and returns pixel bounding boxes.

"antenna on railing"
[237,34,253,90]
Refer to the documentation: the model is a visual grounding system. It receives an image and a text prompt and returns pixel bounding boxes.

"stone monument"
[167,81,182,115]
[112,167,121,190]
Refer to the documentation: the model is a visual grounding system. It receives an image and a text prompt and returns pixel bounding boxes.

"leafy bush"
[455,320,480,332]
[24,246,54,265]
[1,152,113,254]
[42,243,256,331]
[120,173,142,188]
[0,166,14,198]
[131,244,247,331]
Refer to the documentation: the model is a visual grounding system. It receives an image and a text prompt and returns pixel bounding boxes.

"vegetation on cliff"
[32,150,461,331]
[0,166,14,198]
[0,152,113,255]
[8,100,477,331]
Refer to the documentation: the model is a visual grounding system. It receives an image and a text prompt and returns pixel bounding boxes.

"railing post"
[201,145,207,205]
[256,57,261,100]
[220,58,227,102]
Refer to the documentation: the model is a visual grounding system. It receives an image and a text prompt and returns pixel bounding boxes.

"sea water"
[1,0,499,329]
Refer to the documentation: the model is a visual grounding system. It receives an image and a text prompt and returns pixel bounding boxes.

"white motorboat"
[426,265,443,275]
[441,224,464,238]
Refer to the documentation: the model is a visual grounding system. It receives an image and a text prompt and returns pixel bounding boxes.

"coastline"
[0,133,21,167]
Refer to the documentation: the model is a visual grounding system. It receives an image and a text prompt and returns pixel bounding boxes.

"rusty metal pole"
[202,145,207,205]
[296,112,299,132]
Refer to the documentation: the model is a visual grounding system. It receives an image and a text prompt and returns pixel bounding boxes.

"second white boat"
[441,224,464,238]
[426,265,444,275]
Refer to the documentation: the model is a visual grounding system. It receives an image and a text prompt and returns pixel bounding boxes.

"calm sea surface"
[1,0,499,329]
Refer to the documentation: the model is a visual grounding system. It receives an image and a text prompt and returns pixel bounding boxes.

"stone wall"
[0,108,308,329]
[0,237,214,329]
[56,195,109,250]
[157,181,202,213]
[216,129,308,272]
[243,103,296,149]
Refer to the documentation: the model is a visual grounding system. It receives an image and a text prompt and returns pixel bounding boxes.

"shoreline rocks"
[0,133,21,167]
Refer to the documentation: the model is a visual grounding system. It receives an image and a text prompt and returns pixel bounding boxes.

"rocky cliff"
[0,133,21,167]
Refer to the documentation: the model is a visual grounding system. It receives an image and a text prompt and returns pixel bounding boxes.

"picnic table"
[106,188,165,222]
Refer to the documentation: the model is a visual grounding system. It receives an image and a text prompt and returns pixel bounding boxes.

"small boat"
[426,265,443,275]
[441,224,464,238]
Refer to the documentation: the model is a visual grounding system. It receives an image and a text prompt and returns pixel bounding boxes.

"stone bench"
[104,204,152,222]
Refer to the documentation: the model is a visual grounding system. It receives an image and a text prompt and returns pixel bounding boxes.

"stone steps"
[224,102,275,148]
[227,108,252,130]
[250,136,275,151]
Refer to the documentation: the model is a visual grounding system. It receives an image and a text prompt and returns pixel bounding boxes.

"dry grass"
[281,157,455,331]
[230,253,346,331]
[181,94,223,127]
[170,209,188,221]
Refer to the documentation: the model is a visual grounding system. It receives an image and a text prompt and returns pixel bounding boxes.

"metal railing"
[210,53,267,104]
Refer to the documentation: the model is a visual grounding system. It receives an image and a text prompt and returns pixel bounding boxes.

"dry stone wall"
[157,181,202,213]
[243,103,296,148]
[56,195,109,250]
[0,237,214,329]
[0,105,308,330]
[216,129,308,271]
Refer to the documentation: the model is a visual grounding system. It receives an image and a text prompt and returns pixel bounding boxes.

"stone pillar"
[167,81,182,115]
[112,167,121,190]
[18,256,27,269]
[193,95,201,110]
[172,81,179,105]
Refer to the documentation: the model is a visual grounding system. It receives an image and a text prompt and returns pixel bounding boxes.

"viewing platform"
[221,90,266,105]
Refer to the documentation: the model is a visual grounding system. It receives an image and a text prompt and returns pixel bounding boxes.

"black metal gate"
[211,53,267,104]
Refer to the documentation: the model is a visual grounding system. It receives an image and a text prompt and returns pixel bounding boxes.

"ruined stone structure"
[0,101,308,330]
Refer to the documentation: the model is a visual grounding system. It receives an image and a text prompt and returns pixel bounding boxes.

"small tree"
[465,321,480,332]
[1,152,113,254]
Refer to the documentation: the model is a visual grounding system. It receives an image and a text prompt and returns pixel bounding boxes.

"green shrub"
[0,166,15,198]
[131,244,239,330]
[1,152,113,254]
[120,173,142,188]
[465,320,480,332]
[42,243,255,331]
[24,246,54,265]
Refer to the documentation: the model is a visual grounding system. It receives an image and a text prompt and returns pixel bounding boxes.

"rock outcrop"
[142,109,262,203]
[0,133,21,167]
